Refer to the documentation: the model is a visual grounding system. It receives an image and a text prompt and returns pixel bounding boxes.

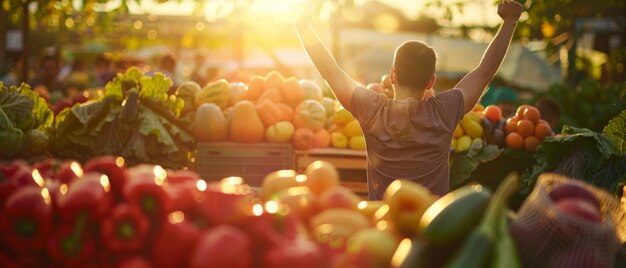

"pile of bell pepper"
[0,156,334,268]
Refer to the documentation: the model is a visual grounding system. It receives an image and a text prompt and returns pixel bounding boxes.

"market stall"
[1,68,625,267]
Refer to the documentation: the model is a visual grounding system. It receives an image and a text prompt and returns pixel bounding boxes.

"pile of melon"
[188,71,366,151]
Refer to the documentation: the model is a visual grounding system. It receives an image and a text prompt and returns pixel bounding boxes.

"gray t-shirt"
[349,87,464,200]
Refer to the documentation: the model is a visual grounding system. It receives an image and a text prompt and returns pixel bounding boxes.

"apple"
[549,182,600,210]
[384,180,435,235]
[190,225,251,268]
[347,228,400,268]
[317,186,361,211]
[312,223,353,250]
[555,198,602,224]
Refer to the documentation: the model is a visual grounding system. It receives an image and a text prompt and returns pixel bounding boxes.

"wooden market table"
[295,148,368,198]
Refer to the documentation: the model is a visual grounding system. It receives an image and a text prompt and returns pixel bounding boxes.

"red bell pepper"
[32,158,61,180]
[0,186,53,252]
[241,210,303,250]
[123,165,172,220]
[84,156,127,195]
[57,173,112,223]
[54,160,83,184]
[190,225,252,268]
[100,204,150,253]
[117,256,152,268]
[151,216,200,268]
[263,239,328,268]
[47,221,97,268]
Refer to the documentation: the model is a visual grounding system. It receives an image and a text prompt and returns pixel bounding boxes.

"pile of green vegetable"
[0,83,54,158]
[520,111,626,199]
[51,67,194,168]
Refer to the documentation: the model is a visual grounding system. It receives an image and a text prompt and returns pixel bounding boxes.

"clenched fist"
[497,0,523,22]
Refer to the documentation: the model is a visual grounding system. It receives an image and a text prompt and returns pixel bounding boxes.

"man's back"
[350,87,464,200]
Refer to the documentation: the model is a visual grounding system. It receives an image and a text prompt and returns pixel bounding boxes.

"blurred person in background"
[191,53,207,86]
[493,86,518,118]
[94,54,114,87]
[158,53,179,93]
[536,97,561,129]
[29,54,67,98]
[63,59,90,92]
[1,57,25,87]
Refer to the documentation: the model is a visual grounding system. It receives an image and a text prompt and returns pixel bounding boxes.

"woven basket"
[510,173,625,268]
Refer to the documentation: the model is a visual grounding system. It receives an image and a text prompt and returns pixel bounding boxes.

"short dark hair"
[393,41,436,90]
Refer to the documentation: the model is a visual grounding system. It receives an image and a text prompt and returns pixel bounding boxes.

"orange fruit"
[516,119,535,137]
[538,119,550,126]
[516,104,531,117]
[523,106,541,124]
[535,123,553,140]
[504,117,519,134]
[483,105,502,123]
[505,132,524,150]
[524,136,540,152]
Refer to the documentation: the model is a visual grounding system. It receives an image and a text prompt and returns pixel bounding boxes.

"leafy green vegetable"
[603,110,626,154]
[53,69,193,168]
[0,83,53,158]
[450,144,502,187]
[0,86,33,130]
[518,125,625,201]
[0,128,25,157]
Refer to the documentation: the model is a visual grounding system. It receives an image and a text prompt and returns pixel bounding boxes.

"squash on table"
[293,100,327,131]
[229,100,265,143]
[245,75,265,101]
[195,79,230,109]
[194,103,228,142]
[299,79,323,101]
[281,77,305,107]
[265,71,285,91]
[276,103,294,122]
[256,88,282,105]
[256,100,283,127]
[293,128,315,150]
[266,121,295,143]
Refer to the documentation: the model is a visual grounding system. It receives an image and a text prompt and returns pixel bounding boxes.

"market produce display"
[51,68,194,169]
[0,83,54,158]
[188,71,366,151]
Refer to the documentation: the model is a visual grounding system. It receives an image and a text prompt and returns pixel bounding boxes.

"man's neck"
[394,86,425,100]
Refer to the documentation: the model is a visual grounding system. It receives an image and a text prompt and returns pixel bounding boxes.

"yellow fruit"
[347,228,400,267]
[331,132,349,149]
[451,139,457,151]
[456,135,472,152]
[453,125,464,138]
[262,170,300,200]
[357,201,385,219]
[383,180,435,235]
[334,108,355,125]
[461,116,484,138]
[472,104,484,112]
[303,161,340,195]
[349,136,366,150]
[343,120,363,138]
[310,208,369,236]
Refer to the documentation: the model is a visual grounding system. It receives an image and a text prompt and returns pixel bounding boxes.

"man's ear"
[425,74,436,90]
[390,68,397,85]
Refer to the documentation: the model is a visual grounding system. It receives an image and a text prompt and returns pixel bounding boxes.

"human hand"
[497,0,523,22]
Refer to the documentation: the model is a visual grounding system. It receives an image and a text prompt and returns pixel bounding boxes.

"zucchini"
[419,184,491,246]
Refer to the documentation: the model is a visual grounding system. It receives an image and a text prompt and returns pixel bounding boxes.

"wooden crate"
[196,142,294,186]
